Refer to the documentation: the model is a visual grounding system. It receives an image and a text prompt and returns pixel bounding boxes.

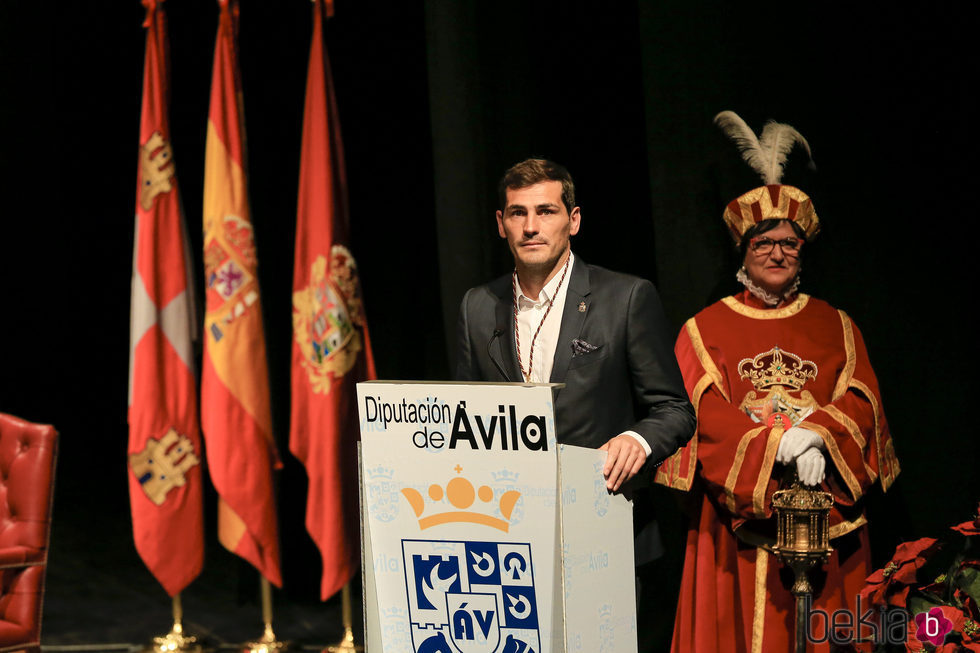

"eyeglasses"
[748,236,804,256]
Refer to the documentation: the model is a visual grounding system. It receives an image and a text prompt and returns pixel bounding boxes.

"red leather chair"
[0,413,57,653]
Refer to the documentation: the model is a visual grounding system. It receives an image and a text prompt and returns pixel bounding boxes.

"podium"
[357,381,638,653]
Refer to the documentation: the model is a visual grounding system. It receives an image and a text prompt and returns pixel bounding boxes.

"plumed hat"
[715,111,820,242]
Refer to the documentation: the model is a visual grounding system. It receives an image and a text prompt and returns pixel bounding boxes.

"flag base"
[145,622,203,653]
[242,578,293,653]
[324,627,362,653]
[241,625,292,653]
[323,585,362,652]
[143,594,204,653]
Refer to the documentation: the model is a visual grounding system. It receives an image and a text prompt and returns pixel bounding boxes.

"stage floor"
[40,491,362,652]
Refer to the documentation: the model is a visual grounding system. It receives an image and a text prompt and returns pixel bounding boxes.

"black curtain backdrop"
[1,0,977,646]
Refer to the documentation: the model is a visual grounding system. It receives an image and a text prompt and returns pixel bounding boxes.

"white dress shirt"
[513,252,651,456]
[513,253,573,384]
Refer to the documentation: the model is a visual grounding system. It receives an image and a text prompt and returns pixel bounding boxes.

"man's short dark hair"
[498,158,576,214]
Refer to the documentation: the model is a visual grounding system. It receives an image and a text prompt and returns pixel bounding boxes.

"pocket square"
[571,338,600,356]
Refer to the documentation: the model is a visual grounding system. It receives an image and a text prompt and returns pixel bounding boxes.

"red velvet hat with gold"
[715,111,820,242]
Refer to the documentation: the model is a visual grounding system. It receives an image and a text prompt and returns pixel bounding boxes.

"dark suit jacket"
[455,258,695,564]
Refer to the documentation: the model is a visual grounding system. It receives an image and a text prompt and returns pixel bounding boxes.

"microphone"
[487,329,509,381]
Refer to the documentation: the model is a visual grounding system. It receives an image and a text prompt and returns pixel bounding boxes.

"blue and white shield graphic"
[365,467,400,523]
[592,461,610,517]
[447,592,499,653]
[403,539,541,653]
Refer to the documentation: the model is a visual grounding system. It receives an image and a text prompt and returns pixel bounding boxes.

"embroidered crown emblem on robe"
[737,346,820,426]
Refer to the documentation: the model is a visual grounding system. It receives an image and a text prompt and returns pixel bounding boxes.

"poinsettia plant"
[838,503,980,652]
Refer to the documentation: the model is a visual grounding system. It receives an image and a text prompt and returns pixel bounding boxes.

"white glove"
[795,447,826,486]
[776,426,824,464]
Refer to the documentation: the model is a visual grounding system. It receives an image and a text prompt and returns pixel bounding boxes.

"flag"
[290,0,376,601]
[128,0,204,598]
[201,0,281,587]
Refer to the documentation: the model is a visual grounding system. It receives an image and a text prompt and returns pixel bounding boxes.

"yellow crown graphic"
[738,346,817,392]
[401,468,521,532]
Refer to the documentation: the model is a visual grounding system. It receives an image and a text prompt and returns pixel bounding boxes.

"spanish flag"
[128,0,204,598]
[201,0,281,587]
[290,0,376,600]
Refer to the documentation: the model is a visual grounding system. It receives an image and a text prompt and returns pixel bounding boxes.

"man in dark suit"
[455,158,695,555]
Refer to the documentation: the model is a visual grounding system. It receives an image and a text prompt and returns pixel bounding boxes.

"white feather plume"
[714,111,811,185]
[759,121,811,184]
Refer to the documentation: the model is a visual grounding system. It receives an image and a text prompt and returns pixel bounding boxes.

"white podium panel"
[557,445,637,653]
[358,381,636,653]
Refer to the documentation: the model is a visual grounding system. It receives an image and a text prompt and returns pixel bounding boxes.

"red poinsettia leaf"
[953,520,980,536]
[953,503,980,536]
[894,537,941,563]
[889,585,912,607]
[866,565,891,584]
[862,539,945,615]
[858,584,875,603]
[906,618,924,651]
[937,605,967,631]
[894,562,926,585]
[859,582,888,609]
[873,538,942,583]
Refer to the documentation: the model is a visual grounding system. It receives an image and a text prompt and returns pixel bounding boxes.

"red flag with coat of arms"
[290,0,376,601]
[201,0,282,587]
[128,0,204,597]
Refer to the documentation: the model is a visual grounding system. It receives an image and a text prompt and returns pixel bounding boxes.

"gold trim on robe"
[850,377,900,490]
[725,426,766,514]
[803,422,864,501]
[832,311,857,401]
[822,405,866,449]
[654,372,711,491]
[686,318,728,401]
[822,405,877,482]
[752,427,783,518]
[751,547,768,653]
[721,294,810,320]
[829,514,868,539]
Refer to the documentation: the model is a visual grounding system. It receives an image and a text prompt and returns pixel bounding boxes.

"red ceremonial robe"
[656,291,900,653]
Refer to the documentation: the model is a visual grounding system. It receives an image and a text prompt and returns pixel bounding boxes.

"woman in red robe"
[655,113,900,653]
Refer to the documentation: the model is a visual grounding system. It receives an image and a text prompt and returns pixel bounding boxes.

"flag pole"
[242,576,290,653]
[145,593,202,653]
[324,583,362,653]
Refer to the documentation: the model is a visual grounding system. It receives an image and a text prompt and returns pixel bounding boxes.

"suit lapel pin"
[578,301,587,313]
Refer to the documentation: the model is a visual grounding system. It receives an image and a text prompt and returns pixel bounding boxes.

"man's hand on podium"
[599,433,648,492]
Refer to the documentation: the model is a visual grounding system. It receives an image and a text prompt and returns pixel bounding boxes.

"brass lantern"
[771,484,834,652]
